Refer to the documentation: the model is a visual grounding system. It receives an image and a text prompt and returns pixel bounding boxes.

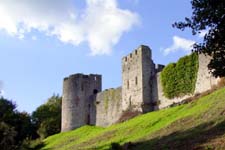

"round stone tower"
[61,73,102,132]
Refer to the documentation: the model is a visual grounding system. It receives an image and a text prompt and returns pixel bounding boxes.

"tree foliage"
[32,95,61,139]
[0,97,36,149]
[173,0,225,77]
[161,53,199,99]
[0,95,62,149]
[0,122,17,150]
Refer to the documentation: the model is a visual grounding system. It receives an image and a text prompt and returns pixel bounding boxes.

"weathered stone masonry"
[96,87,122,127]
[122,45,154,113]
[61,74,101,132]
[61,45,220,132]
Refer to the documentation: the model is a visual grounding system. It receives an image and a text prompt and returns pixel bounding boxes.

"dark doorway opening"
[93,89,98,94]
[87,114,90,125]
[87,104,91,125]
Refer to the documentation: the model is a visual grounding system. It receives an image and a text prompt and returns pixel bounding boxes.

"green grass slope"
[42,88,225,150]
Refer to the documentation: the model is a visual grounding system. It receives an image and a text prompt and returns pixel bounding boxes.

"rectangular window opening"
[135,77,138,85]
[81,84,84,91]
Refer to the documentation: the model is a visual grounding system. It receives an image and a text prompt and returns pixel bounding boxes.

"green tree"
[0,97,36,149]
[0,122,17,150]
[14,112,38,141]
[173,0,225,77]
[0,97,17,124]
[32,95,61,139]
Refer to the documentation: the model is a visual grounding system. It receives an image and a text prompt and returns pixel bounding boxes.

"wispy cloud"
[0,0,139,55]
[163,36,195,55]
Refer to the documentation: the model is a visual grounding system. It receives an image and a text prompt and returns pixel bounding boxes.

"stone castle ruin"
[61,45,220,132]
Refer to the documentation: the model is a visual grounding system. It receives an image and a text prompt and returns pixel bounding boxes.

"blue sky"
[0,0,204,113]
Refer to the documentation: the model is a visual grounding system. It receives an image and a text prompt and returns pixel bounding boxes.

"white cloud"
[0,0,139,55]
[163,36,195,55]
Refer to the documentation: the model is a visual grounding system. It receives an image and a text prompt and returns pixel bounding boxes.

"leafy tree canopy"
[32,94,61,139]
[173,0,225,77]
[0,122,17,150]
[0,97,36,149]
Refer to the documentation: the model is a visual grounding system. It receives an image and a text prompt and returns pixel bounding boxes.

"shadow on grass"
[33,142,46,150]
[109,120,225,150]
[21,140,50,150]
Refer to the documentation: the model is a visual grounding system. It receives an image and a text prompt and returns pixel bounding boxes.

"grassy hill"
[41,87,225,150]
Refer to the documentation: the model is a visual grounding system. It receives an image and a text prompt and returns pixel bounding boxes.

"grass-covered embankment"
[42,87,225,150]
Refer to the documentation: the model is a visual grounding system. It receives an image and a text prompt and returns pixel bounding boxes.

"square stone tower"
[122,45,154,113]
[61,74,102,132]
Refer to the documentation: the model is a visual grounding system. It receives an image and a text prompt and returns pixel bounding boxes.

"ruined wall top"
[122,45,152,64]
[156,64,165,73]
[64,73,102,81]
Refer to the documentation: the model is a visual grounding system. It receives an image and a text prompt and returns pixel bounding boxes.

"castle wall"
[61,74,101,132]
[195,54,220,93]
[122,45,154,113]
[61,45,222,131]
[155,72,192,109]
[155,54,220,109]
[96,87,122,127]
[142,48,155,112]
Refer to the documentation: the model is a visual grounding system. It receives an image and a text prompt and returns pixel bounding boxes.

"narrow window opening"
[130,53,132,58]
[87,114,90,125]
[81,84,84,91]
[129,96,132,107]
[127,80,129,89]
[125,57,127,61]
[135,76,138,85]
[87,104,91,125]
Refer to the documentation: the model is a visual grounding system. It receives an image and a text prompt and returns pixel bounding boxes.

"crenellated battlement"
[64,73,101,80]
[122,49,140,63]
[122,45,151,63]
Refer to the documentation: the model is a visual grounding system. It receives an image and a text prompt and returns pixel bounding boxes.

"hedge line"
[160,53,199,99]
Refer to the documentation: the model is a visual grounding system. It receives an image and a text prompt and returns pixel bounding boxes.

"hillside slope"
[42,88,225,150]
